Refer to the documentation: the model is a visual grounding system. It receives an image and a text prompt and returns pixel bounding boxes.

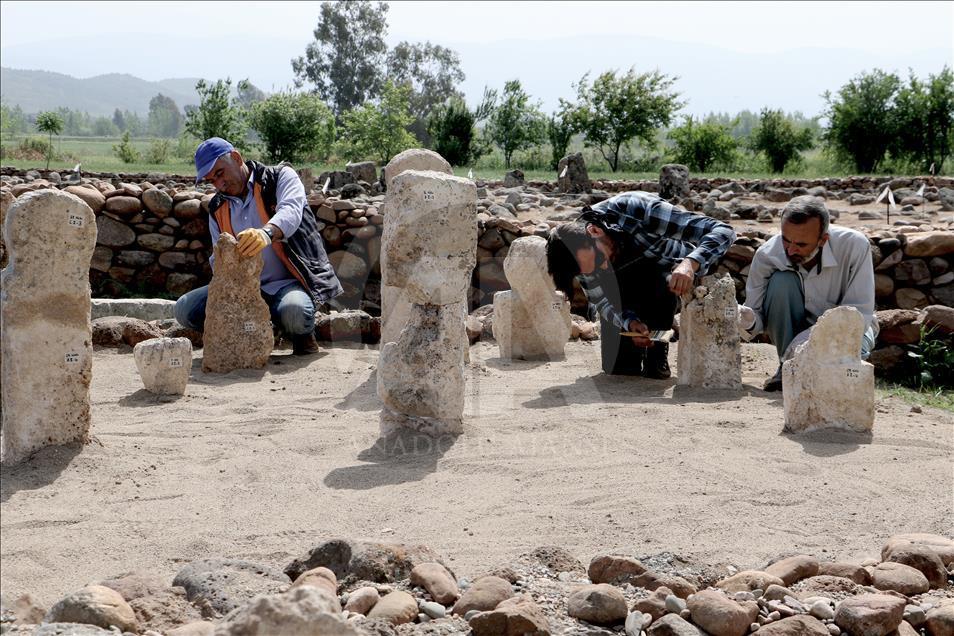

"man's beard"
[788,245,820,265]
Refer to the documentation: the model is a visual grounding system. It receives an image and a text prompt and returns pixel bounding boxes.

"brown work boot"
[292,333,320,355]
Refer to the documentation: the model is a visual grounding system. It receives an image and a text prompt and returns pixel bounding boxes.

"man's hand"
[738,304,756,331]
[236,227,271,258]
[626,319,652,348]
[669,258,699,296]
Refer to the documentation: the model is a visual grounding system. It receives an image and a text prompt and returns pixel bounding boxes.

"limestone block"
[677,274,742,389]
[493,236,571,360]
[381,170,477,306]
[201,233,273,373]
[783,306,874,433]
[134,337,192,395]
[383,148,451,190]
[1,190,97,465]
[378,303,467,436]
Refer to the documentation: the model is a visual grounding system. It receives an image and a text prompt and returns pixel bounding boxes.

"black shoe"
[763,365,783,391]
[292,333,320,355]
[643,342,671,379]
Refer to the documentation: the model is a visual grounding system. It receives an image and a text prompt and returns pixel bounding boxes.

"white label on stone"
[423,190,435,202]
[65,352,80,364]
[243,321,255,332]
[560,165,568,178]
[68,213,85,227]
[551,302,562,311]
[846,368,859,378]
[169,357,183,368]
[322,177,331,194]
[724,307,734,319]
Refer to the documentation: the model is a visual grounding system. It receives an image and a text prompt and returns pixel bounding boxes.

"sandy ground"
[1,339,952,607]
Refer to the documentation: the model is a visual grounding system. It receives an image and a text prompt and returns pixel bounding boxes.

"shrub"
[669,116,737,172]
[112,132,140,164]
[146,138,172,164]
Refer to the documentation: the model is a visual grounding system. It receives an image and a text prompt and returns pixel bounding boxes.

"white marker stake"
[875,186,890,204]
[887,188,896,209]
[930,162,936,175]
[322,177,330,194]
[559,165,568,178]
[467,168,474,180]
[917,184,925,197]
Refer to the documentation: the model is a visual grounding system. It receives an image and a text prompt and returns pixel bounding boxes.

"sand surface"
[1,340,952,606]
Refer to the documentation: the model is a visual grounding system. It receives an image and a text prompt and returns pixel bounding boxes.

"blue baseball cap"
[194,137,235,184]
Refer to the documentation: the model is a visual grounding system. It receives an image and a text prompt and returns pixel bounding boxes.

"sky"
[2,1,953,116]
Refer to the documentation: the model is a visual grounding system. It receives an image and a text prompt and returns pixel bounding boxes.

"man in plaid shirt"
[547,191,736,377]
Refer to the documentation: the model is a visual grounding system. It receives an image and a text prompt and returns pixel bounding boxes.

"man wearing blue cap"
[174,137,342,354]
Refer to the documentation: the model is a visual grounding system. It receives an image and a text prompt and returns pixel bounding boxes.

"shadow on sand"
[0,442,84,502]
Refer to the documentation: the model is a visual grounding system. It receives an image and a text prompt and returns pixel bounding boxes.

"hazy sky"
[2,1,953,116]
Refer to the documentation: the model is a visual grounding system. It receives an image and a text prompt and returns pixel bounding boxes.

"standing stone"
[347,161,377,184]
[659,164,690,200]
[677,275,742,389]
[378,170,476,436]
[2,190,96,465]
[557,153,591,193]
[504,169,525,188]
[201,234,273,373]
[133,337,193,395]
[493,236,572,360]
[783,306,874,433]
[298,168,314,194]
[381,150,454,346]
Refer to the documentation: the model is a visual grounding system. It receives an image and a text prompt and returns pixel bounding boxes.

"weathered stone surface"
[211,586,358,636]
[756,615,829,635]
[926,603,954,636]
[632,586,672,621]
[687,589,758,636]
[383,148,452,189]
[44,585,138,633]
[344,586,379,615]
[133,337,192,395]
[104,195,141,215]
[127,586,205,634]
[410,562,460,605]
[452,576,514,615]
[469,593,551,636]
[659,164,690,200]
[566,584,628,625]
[142,188,174,217]
[32,624,115,635]
[557,152,591,193]
[921,304,954,334]
[896,287,929,309]
[283,539,449,584]
[367,590,418,625]
[646,613,705,635]
[504,169,525,187]
[172,559,288,615]
[346,161,377,184]
[92,316,164,347]
[96,214,137,247]
[494,236,572,360]
[883,533,954,567]
[869,562,930,595]
[288,566,339,602]
[834,594,905,636]
[64,185,105,213]
[715,570,785,593]
[588,555,647,585]
[764,555,820,586]
[201,233,273,373]
[782,306,874,433]
[883,542,948,588]
[95,571,170,601]
[2,190,96,465]
[904,231,954,257]
[677,275,742,389]
[816,562,872,584]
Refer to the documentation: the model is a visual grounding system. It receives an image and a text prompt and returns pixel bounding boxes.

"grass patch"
[877,381,954,413]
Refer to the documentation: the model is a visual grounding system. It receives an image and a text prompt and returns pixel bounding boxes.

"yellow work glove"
[236,227,271,258]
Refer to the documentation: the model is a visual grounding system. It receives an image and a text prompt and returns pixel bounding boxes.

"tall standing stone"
[201,233,273,373]
[2,190,97,465]
[381,149,454,346]
[676,274,742,389]
[783,306,875,433]
[659,164,690,201]
[557,153,591,194]
[378,170,476,436]
[493,236,572,360]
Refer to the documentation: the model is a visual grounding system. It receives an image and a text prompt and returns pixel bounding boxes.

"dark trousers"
[596,260,677,375]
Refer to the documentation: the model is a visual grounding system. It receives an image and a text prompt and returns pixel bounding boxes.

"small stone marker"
[133,337,193,395]
[783,306,875,433]
[556,152,591,194]
[201,233,273,373]
[659,164,690,201]
[1,190,97,465]
[676,274,742,389]
[493,236,572,360]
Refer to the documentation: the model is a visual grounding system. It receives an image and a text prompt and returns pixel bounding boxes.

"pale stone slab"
[91,298,176,321]
[378,303,467,436]
[134,337,193,395]
[383,148,452,190]
[783,306,875,433]
[201,234,273,373]
[1,190,97,465]
[493,236,572,360]
[676,274,742,389]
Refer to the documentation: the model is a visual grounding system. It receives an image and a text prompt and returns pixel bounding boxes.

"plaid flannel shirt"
[578,191,736,330]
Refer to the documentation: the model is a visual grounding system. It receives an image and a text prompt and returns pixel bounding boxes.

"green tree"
[1,103,29,139]
[341,80,416,163]
[236,79,267,108]
[484,79,547,168]
[891,67,954,172]
[426,89,495,167]
[567,68,682,171]
[248,92,336,163]
[668,116,738,172]
[386,41,465,144]
[292,0,389,118]
[112,108,126,132]
[148,94,183,137]
[146,139,172,164]
[92,116,119,137]
[112,131,139,164]
[749,108,815,173]
[546,109,575,170]
[823,69,900,173]
[35,110,64,169]
[184,78,247,146]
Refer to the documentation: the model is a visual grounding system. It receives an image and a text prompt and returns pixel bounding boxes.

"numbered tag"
[846,368,859,378]
[423,190,435,202]
[169,357,183,368]
[65,352,80,364]
[724,307,735,319]
[68,213,85,228]
[551,302,562,311]
[243,321,256,333]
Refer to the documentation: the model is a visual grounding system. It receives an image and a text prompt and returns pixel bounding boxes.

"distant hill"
[0,67,204,116]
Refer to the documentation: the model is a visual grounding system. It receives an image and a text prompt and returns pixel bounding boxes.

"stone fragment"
[127,586,205,634]
[504,169,525,187]
[133,337,192,395]
[494,236,572,360]
[646,612,705,635]
[783,306,875,433]
[452,576,514,615]
[45,585,138,633]
[926,603,954,636]
[883,542,948,588]
[904,231,954,257]
[104,195,141,215]
[346,161,377,184]
[816,562,871,584]
[142,188,174,217]
[869,562,930,595]
[896,287,929,309]
[367,590,418,625]
[566,584,628,625]
[211,586,358,636]
[677,274,742,389]
[92,316,164,347]
[172,558,288,615]
[632,586,672,621]
[410,562,460,605]
[168,621,215,636]
[921,304,954,334]
[283,539,448,584]
[686,589,758,636]
[588,555,648,585]
[289,567,339,604]
[95,215,137,247]
[32,624,115,635]
[2,190,96,465]
[557,152,591,193]
[64,185,105,213]
[201,233,273,373]
[715,570,785,593]
[344,586,380,615]
[765,555,820,586]
[659,164,690,200]
[756,615,829,635]
[834,594,905,636]
[882,533,954,566]
[468,593,551,636]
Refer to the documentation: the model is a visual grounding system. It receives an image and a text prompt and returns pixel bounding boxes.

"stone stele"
[134,337,193,395]
[493,236,572,360]
[783,306,875,433]
[676,274,742,389]
[201,233,273,373]
[1,190,97,465]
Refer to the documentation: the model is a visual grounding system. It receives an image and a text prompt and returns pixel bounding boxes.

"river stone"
[925,604,954,636]
[756,615,829,635]
[882,533,954,567]
[133,337,192,395]
[633,586,672,621]
[344,586,380,615]
[96,214,137,247]
[646,613,705,635]
[588,555,647,585]
[903,230,954,257]
[201,233,273,373]
[783,306,874,433]
[677,274,742,389]
[816,562,872,584]
[288,566,340,606]
[64,185,106,213]
[834,594,905,636]
[44,585,138,633]
[869,562,930,595]
[1,190,96,465]
[367,590,418,625]
[410,562,460,605]
[715,570,785,593]
[33,623,116,635]
[452,576,514,615]
[469,592,551,636]
[883,542,948,588]
[172,559,288,615]
[566,584,628,625]
[142,188,174,217]
[283,539,449,584]
[765,555,820,586]
[687,589,758,636]
[211,586,358,636]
